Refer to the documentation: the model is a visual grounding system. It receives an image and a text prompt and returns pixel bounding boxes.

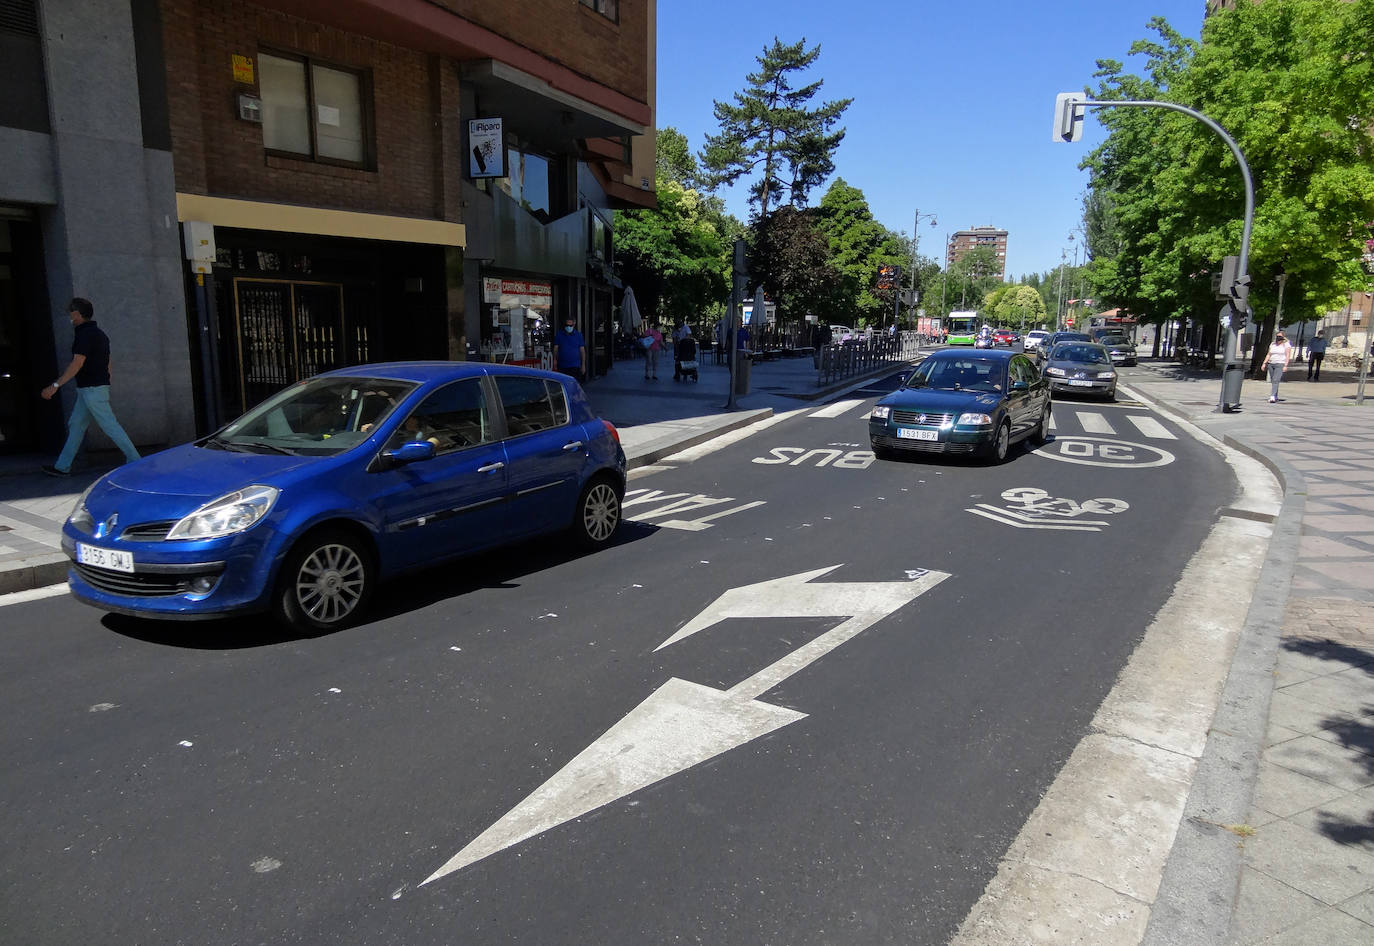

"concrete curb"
[624,408,773,470]
[0,553,70,596]
[1128,391,1307,946]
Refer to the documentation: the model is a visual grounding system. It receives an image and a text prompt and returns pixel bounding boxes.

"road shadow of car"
[99,520,659,649]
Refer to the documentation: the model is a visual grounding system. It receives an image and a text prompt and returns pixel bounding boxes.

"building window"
[579,0,618,21]
[498,147,551,220]
[260,51,370,167]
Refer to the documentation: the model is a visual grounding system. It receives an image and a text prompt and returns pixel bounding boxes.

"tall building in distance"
[946,226,1009,281]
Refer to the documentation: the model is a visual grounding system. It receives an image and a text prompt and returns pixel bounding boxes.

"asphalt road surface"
[0,376,1234,945]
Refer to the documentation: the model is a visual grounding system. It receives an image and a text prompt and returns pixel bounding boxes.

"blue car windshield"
[210,376,419,456]
[905,357,1004,393]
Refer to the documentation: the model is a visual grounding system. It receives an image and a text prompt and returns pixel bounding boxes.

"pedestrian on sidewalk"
[1261,329,1293,403]
[39,297,141,476]
[553,315,586,382]
[1307,329,1327,380]
[640,323,663,380]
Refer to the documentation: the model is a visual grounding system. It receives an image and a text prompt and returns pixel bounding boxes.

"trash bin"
[733,351,752,395]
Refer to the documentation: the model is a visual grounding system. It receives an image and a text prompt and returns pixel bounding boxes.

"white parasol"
[750,286,768,325]
[620,287,643,333]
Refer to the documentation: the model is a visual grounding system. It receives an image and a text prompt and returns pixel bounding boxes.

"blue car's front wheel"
[276,528,375,631]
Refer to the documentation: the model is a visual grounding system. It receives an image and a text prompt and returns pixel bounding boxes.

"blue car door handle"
[477,461,505,473]
[562,441,583,451]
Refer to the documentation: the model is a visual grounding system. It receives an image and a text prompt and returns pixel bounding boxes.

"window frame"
[258,48,375,171]
[578,0,618,23]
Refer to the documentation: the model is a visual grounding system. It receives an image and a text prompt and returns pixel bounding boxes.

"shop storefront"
[479,275,555,368]
[195,227,449,425]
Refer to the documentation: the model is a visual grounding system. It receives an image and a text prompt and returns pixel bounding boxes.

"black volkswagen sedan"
[869,350,1051,463]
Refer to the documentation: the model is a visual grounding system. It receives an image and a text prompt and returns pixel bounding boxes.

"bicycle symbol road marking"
[966,487,1130,532]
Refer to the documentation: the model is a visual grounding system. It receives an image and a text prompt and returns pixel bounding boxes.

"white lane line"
[1076,412,1116,435]
[1126,414,1177,440]
[810,398,867,419]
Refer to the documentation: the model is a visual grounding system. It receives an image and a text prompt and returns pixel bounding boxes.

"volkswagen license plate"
[897,427,939,441]
[77,542,134,573]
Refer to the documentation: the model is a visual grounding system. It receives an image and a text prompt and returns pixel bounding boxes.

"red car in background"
[993,329,1018,347]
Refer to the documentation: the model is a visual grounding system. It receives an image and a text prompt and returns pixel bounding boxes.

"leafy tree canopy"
[701,37,852,219]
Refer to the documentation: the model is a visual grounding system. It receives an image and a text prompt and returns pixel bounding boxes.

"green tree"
[614,178,729,328]
[1083,2,1374,365]
[749,206,845,331]
[701,37,852,219]
[814,179,907,327]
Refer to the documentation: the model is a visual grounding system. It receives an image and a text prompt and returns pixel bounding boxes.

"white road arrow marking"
[421,566,949,884]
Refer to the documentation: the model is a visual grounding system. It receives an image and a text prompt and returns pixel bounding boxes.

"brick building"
[945,226,1008,281]
[0,0,656,454]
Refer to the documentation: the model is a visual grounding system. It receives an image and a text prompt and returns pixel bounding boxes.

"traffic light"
[877,264,901,290]
[1052,93,1085,143]
[1227,275,1252,330]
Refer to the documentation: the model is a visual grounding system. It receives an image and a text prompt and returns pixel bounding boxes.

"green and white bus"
[945,311,979,345]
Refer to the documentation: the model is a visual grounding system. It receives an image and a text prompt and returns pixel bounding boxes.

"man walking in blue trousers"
[40,297,140,476]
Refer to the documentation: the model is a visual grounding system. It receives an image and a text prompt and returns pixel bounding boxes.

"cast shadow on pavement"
[1281,637,1374,851]
[100,520,660,649]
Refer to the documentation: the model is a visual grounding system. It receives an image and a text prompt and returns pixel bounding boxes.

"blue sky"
[655,0,1206,280]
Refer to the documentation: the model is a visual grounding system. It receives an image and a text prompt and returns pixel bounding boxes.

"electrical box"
[183,221,216,275]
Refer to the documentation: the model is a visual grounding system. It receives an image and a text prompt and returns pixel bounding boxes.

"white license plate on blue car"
[77,542,134,573]
[897,427,939,441]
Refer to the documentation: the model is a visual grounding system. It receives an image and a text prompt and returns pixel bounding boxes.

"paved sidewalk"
[2,350,1373,943]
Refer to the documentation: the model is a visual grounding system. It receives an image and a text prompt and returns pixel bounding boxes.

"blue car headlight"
[956,412,993,426]
[68,482,97,532]
[871,405,891,420]
[167,485,280,540]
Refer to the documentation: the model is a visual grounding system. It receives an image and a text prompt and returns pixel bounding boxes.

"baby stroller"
[674,336,699,382]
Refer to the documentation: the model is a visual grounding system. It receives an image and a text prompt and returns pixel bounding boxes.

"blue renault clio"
[61,362,626,631]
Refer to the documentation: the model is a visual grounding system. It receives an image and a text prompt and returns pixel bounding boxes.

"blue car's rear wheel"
[572,477,621,549]
[276,528,374,631]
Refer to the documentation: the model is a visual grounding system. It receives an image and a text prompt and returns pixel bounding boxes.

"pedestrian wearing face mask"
[554,315,587,382]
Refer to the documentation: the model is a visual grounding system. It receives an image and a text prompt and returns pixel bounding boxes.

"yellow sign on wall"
[232,55,255,85]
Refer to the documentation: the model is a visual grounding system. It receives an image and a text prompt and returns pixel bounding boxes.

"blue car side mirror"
[1011,380,1030,392]
[386,441,437,466]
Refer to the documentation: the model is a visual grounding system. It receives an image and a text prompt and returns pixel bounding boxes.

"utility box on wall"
[182,221,216,275]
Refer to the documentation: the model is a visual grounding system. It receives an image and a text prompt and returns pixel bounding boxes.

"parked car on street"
[869,349,1051,463]
[1041,341,1119,400]
[60,363,627,631]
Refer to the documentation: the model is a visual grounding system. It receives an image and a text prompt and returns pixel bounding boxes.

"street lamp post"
[911,209,938,335]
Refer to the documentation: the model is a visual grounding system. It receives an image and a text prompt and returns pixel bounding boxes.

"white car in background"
[1023,330,1051,354]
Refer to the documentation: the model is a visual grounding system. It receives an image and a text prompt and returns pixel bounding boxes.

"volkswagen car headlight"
[167,486,279,540]
[870,405,891,420]
[956,412,993,426]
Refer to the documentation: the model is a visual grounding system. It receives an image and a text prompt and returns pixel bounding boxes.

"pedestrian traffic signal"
[877,264,901,290]
[1226,275,1251,331]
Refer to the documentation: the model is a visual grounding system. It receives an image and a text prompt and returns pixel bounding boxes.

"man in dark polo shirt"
[39,297,141,476]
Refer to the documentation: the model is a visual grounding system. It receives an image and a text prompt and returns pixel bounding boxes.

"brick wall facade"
[162,0,447,221]
[433,0,648,103]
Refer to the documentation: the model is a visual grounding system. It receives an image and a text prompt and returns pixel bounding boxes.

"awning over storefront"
[176,194,465,247]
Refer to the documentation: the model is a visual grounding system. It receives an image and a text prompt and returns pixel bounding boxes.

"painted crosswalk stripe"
[1126,415,1177,439]
[1076,412,1116,435]
[811,398,868,419]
